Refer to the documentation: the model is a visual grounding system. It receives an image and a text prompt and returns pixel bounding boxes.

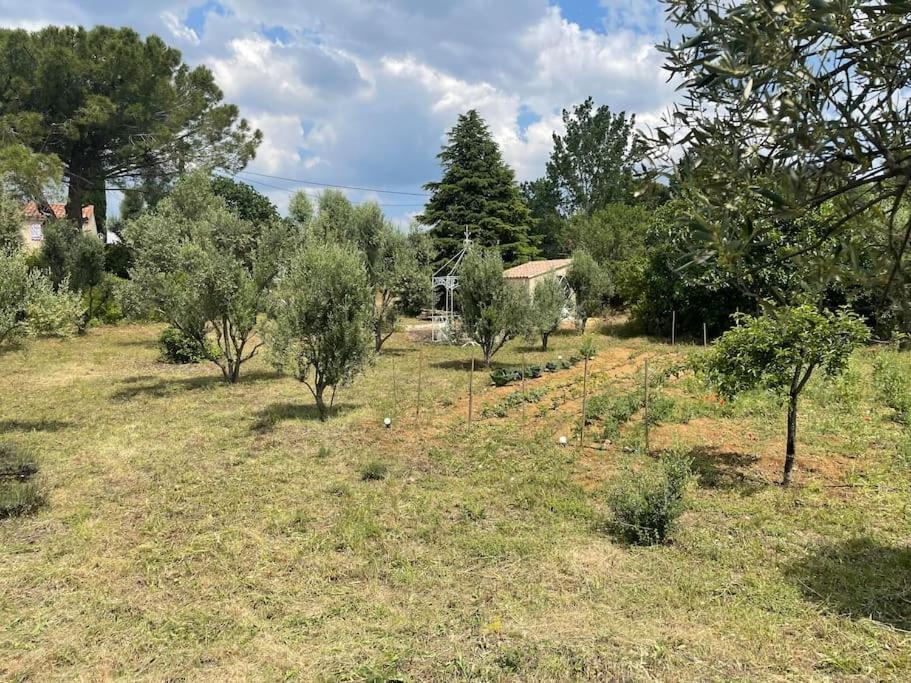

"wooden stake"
[671,310,676,346]
[703,322,708,347]
[468,352,475,427]
[579,354,589,451]
[416,348,423,423]
[521,352,528,421]
[391,354,398,417]
[644,358,650,455]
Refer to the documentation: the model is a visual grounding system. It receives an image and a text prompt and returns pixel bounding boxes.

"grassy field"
[2,321,911,681]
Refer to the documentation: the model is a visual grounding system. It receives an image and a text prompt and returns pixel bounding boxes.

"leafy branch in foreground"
[650,0,911,322]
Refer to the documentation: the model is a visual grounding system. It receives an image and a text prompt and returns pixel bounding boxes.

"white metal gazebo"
[430,230,471,343]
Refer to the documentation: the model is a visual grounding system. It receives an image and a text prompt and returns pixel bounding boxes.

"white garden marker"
[384,417,392,428]
[558,436,568,446]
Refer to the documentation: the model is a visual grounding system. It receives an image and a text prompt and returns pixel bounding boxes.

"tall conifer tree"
[418,110,536,266]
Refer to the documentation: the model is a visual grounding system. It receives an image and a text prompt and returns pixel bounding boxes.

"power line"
[238,170,431,197]
[230,173,426,208]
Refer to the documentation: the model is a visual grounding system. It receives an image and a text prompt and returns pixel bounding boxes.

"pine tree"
[418,110,537,266]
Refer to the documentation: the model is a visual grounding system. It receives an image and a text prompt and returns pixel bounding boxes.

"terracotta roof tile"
[502,258,572,279]
[23,202,94,220]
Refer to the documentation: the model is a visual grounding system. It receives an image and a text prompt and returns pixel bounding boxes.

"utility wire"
[238,169,431,197]
[230,173,426,208]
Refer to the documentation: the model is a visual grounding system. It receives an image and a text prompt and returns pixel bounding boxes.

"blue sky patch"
[185,1,228,37]
[262,25,293,44]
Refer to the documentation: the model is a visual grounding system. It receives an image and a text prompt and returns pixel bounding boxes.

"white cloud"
[161,10,199,45]
[0,1,679,221]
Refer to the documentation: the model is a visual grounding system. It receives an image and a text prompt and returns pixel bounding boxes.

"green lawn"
[2,322,910,681]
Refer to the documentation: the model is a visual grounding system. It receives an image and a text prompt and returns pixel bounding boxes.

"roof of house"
[503,258,572,280]
[23,202,94,221]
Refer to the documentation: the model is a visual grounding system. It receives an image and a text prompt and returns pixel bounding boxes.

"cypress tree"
[418,110,537,266]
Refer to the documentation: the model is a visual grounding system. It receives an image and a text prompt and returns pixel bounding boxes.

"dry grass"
[1,322,910,680]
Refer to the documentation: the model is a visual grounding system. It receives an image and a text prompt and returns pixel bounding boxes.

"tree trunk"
[783,392,798,485]
[65,160,89,224]
[86,287,94,323]
[541,332,549,351]
[314,384,328,421]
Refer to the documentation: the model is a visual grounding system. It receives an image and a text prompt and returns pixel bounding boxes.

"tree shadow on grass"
[376,347,410,357]
[0,419,73,433]
[685,446,767,495]
[251,402,356,431]
[783,538,911,631]
[111,369,282,401]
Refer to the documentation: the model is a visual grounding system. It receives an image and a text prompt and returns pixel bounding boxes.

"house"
[20,202,98,250]
[502,258,572,297]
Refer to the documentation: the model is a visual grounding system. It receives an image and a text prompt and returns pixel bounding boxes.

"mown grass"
[1,321,910,680]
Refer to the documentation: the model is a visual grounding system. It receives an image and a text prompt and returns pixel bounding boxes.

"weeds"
[0,443,45,518]
[360,460,389,481]
[605,451,693,545]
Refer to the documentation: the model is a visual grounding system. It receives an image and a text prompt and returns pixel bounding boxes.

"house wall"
[20,214,99,251]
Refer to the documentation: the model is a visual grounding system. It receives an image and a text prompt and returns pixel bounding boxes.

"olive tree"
[126,172,292,383]
[268,242,372,420]
[651,0,911,323]
[459,246,529,365]
[702,306,867,485]
[530,274,568,350]
[350,203,432,352]
[566,249,611,333]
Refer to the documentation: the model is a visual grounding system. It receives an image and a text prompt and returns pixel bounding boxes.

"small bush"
[317,445,331,459]
[360,461,388,481]
[158,326,206,364]
[606,453,693,545]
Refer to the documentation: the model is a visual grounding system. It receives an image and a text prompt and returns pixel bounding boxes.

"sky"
[0,0,675,225]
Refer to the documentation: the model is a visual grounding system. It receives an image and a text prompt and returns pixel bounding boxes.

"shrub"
[158,326,206,364]
[360,461,388,481]
[606,453,692,545]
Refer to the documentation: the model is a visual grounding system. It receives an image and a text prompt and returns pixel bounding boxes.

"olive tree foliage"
[702,306,867,485]
[458,247,530,365]
[650,0,911,325]
[126,172,292,383]
[530,274,569,350]
[268,242,372,421]
[287,190,432,352]
[566,249,611,333]
[351,203,432,352]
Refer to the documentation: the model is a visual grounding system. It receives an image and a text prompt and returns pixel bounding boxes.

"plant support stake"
[468,352,474,427]
[579,354,589,450]
[644,358,650,454]
[416,348,423,423]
